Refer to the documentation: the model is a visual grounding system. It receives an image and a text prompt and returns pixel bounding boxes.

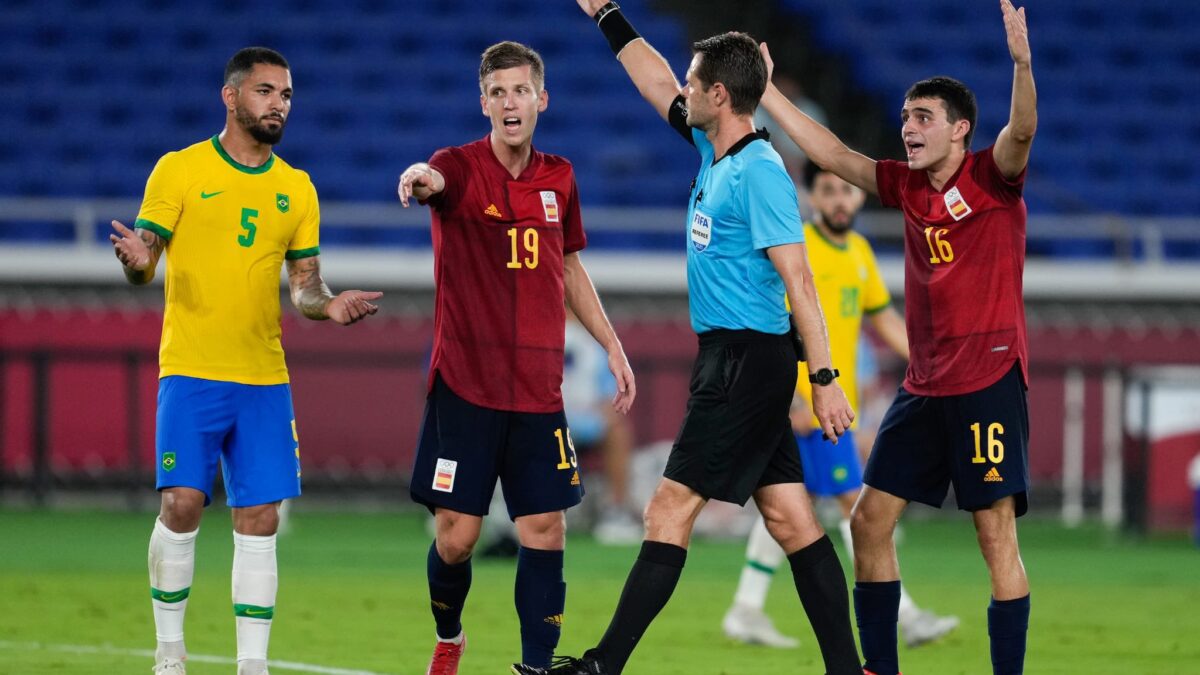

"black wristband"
[594,3,641,56]
[593,1,621,23]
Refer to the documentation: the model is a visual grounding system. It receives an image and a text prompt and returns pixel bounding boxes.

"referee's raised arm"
[577,0,683,121]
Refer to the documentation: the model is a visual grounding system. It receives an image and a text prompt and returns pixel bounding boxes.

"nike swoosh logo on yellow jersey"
[200,190,225,199]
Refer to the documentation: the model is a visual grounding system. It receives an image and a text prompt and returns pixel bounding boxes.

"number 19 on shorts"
[554,428,577,470]
[970,422,1005,464]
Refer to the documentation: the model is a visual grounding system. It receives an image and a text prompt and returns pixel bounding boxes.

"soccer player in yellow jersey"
[109,47,382,675]
[722,161,958,650]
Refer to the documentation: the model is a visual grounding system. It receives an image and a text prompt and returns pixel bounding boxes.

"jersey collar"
[481,134,542,182]
[713,128,770,165]
[210,135,275,175]
[925,148,973,194]
[807,222,850,251]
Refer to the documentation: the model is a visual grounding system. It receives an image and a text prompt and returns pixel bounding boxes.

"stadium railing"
[2,196,1200,296]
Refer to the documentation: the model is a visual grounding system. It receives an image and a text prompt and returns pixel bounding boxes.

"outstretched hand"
[326,290,383,325]
[607,350,637,415]
[759,42,775,82]
[1001,0,1031,66]
[397,166,435,207]
[109,220,151,270]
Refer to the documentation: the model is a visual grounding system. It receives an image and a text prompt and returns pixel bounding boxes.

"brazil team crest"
[162,452,177,472]
[276,193,290,213]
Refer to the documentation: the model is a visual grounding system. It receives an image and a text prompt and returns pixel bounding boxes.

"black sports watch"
[809,368,840,386]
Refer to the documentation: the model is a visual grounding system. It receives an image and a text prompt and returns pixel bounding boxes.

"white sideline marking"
[0,640,396,675]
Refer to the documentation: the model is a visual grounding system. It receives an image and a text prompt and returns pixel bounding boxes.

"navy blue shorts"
[797,429,863,497]
[864,363,1030,516]
[410,376,584,520]
[156,375,301,508]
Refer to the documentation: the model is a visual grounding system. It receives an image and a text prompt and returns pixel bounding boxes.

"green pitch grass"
[0,507,1196,674]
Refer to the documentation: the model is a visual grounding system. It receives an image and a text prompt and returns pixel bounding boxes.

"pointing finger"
[111,220,135,237]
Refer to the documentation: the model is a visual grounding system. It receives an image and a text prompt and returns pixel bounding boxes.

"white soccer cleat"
[899,608,960,647]
[152,656,187,674]
[721,604,800,649]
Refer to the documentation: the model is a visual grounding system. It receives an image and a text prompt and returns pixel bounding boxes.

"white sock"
[732,516,786,611]
[232,531,278,663]
[437,630,465,645]
[238,658,269,675]
[839,516,920,617]
[149,517,198,652]
[838,518,854,564]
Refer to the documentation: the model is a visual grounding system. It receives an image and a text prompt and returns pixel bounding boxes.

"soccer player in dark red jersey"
[396,41,636,675]
[756,2,1037,673]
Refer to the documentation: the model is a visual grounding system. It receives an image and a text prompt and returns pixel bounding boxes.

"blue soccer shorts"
[155,375,301,508]
[864,363,1030,515]
[410,375,584,520]
[797,429,863,498]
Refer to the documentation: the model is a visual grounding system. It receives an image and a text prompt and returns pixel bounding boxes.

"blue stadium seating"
[0,0,696,207]
[0,0,1191,220]
[781,0,1198,216]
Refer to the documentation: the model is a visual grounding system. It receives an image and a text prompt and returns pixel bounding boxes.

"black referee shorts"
[664,329,805,505]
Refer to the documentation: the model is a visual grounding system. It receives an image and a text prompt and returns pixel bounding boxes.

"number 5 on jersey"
[239,207,258,248]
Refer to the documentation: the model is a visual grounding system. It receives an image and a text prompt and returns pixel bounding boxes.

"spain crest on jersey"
[276,193,290,214]
[943,186,972,221]
[540,190,559,223]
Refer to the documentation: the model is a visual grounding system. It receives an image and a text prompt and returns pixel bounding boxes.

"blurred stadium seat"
[782,0,1199,216]
[0,0,696,208]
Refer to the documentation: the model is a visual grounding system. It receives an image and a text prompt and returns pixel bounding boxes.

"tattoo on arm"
[124,230,167,285]
[286,256,334,320]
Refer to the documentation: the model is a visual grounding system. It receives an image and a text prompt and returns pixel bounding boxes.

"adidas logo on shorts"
[984,467,1003,482]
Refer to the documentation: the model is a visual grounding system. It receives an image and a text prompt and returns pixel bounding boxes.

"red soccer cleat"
[426,634,466,675]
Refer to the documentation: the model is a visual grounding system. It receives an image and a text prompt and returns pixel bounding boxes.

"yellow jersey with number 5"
[794,223,891,429]
[134,136,320,385]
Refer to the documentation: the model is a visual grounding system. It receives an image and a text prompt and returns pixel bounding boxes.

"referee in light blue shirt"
[520,5,863,675]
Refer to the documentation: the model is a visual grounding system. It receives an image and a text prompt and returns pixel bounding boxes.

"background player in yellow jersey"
[109,47,382,675]
[722,161,957,649]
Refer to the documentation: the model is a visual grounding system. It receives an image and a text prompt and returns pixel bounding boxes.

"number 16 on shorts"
[971,421,1006,484]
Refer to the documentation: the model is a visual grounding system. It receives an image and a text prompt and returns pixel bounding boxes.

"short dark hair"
[691,32,767,117]
[905,76,978,149]
[801,160,825,190]
[479,41,545,92]
[224,47,289,88]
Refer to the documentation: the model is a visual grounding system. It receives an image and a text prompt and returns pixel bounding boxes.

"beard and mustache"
[235,105,286,145]
[818,208,856,235]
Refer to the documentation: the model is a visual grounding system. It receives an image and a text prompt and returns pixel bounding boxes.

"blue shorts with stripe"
[797,429,863,497]
[864,363,1029,515]
[410,375,584,520]
[155,375,301,508]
